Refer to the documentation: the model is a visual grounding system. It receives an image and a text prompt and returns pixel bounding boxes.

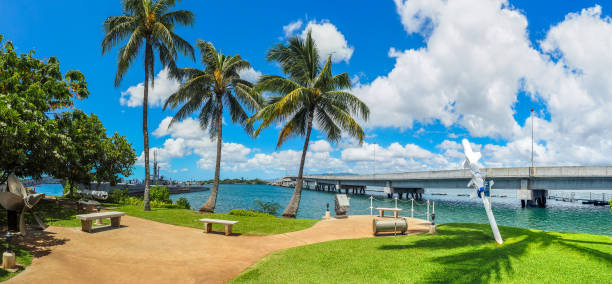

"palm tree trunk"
[200,95,223,212]
[282,112,314,218]
[142,40,152,211]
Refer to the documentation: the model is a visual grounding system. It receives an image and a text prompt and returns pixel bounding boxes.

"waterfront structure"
[286,166,612,207]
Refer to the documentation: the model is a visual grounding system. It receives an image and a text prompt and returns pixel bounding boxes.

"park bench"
[199,218,238,236]
[76,211,125,233]
[376,207,402,218]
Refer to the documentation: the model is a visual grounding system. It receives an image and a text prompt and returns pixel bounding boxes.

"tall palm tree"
[101,0,194,210]
[164,40,261,212]
[249,31,370,218]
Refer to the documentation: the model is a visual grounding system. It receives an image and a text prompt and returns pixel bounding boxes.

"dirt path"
[8,215,429,284]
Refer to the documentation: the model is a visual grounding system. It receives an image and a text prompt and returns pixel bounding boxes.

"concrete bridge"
[285,166,612,207]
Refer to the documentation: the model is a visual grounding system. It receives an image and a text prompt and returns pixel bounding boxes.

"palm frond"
[161,10,195,27]
[321,103,365,143]
[197,40,218,68]
[276,108,308,147]
[322,91,370,120]
[315,108,342,143]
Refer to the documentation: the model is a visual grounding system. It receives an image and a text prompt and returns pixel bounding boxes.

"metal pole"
[394,197,398,209]
[433,201,435,214]
[370,196,373,216]
[426,200,430,222]
[411,198,414,218]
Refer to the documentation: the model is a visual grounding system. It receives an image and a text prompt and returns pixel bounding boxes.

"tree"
[0,34,89,182]
[249,31,370,218]
[51,110,106,197]
[51,112,137,197]
[94,132,137,187]
[101,0,194,211]
[164,40,261,212]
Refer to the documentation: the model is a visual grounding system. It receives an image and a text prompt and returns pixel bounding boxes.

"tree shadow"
[0,230,68,258]
[378,223,612,283]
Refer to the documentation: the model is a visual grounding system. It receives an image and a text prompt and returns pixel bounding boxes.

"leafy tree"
[249,31,370,218]
[51,110,106,197]
[164,40,261,212]
[101,0,195,211]
[94,133,137,187]
[0,34,88,181]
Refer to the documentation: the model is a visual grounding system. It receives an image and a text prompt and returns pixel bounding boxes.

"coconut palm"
[163,40,262,212]
[101,0,194,210]
[249,31,370,218]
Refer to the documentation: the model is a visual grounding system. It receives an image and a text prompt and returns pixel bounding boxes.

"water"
[33,184,64,196]
[171,184,612,236]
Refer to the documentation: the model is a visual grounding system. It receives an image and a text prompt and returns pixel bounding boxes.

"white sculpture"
[462,139,503,244]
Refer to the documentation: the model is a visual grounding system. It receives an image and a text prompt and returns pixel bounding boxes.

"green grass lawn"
[232,223,612,283]
[2,200,316,235]
[0,242,32,282]
[0,199,110,227]
[110,205,318,235]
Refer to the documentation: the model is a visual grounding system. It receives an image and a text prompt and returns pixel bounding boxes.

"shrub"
[253,200,281,216]
[149,185,172,204]
[175,197,190,210]
[229,209,274,217]
[109,187,129,203]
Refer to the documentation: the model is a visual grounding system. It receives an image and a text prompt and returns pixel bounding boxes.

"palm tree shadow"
[378,223,612,283]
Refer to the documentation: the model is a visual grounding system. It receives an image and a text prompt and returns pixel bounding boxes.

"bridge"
[283,166,612,207]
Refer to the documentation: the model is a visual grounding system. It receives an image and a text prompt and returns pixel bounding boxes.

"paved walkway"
[9,215,429,284]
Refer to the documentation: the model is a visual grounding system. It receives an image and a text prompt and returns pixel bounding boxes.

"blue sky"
[2,0,611,180]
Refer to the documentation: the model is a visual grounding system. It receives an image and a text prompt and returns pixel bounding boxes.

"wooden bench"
[199,218,238,236]
[76,211,125,233]
[376,207,403,218]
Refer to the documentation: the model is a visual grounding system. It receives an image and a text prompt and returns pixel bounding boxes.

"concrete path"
[8,215,429,284]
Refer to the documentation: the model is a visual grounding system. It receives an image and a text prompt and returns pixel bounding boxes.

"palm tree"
[249,31,370,218]
[101,0,194,210]
[163,40,261,212]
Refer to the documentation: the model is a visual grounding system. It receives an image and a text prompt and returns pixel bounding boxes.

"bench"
[76,211,125,233]
[376,207,403,218]
[77,200,101,212]
[199,218,238,236]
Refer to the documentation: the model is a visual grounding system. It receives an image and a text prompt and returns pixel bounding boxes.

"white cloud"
[301,20,354,63]
[238,67,262,83]
[353,0,612,167]
[153,116,205,139]
[120,68,180,108]
[283,19,354,63]
[310,140,333,152]
[283,20,303,38]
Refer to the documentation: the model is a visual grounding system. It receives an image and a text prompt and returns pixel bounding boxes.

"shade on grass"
[112,205,318,235]
[0,242,32,282]
[232,223,612,283]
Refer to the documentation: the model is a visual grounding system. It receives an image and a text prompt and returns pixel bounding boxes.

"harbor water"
[34,183,611,236]
[171,184,611,236]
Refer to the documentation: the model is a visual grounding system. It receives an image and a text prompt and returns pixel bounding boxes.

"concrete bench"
[199,218,238,236]
[76,211,125,233]
[376,207,403,218]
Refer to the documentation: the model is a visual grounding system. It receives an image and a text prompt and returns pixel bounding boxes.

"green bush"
[609,199,611,211]
[229,209,274,217]
[109,187,129,203]
[149,185,172,204]
[175,197,190,210]
[253,200,281,216]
